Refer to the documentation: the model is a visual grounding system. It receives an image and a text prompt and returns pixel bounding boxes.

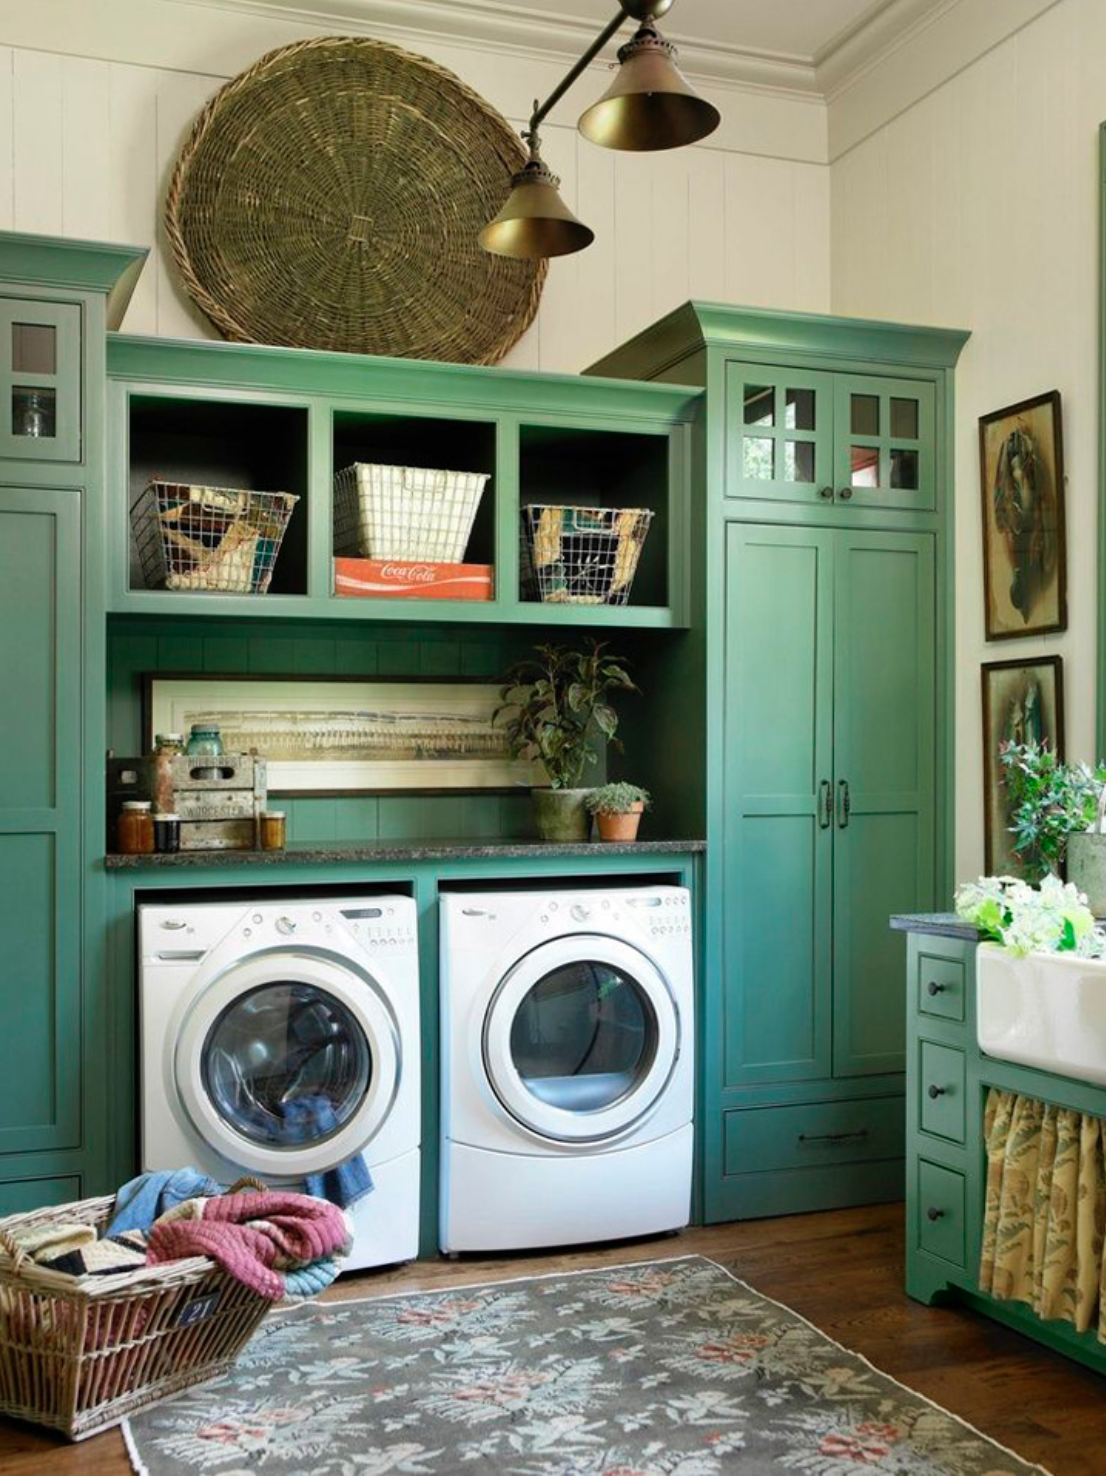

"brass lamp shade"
[479,160,595,259]
[578,26,720,151]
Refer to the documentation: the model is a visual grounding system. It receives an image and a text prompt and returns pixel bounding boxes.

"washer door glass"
[509,962,657,1113]
[202,982,372,1148]
[483,935,679,1143]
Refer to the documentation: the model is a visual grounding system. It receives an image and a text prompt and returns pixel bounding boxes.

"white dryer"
[139,896,420,1271]
[439,885,693,1253]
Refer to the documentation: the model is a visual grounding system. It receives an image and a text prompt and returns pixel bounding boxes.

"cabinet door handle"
[798,1129,869,1146]
[839,486,853,501]
[837,779,851,828]
[926,1206,945,1222]
[927,1084,947,1099]
[818,485,834,500]
[926,980,945,996]
[818,779,832,829]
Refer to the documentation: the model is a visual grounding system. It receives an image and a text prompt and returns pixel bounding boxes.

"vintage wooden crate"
[107,753,267,851]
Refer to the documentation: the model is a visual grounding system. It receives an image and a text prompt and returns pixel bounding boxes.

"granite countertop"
[104,838,707,869]
[889,911,983,941]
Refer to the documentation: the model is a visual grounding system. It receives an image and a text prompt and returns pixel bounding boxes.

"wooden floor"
[2,1202,1104,1475]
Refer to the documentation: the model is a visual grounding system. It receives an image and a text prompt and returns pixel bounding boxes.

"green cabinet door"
[0,300,82,464]
[0,487,82,1153]
[725,365,835,504]
[832,531,936,1077]
[723,523,834,1084]
[832,374,936,512]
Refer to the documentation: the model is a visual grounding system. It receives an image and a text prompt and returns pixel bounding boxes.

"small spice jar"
[153,812,181,853]
[260,810,287,851]
[118,800,155,855]
[186,723,223,780]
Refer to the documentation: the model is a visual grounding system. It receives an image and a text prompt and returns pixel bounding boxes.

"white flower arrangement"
[954,873,1106,957]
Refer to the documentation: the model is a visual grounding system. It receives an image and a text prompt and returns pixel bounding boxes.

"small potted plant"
[586,782,651,843]
[1000,743,1106,891]
[495,641,637,842]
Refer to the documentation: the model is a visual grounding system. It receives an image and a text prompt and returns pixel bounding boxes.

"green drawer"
[0,1175,80,1216]
[917,951,965,1023]
[919,1040,966,1142]
[724,1096,905,1176]
[917,1159,966,1267]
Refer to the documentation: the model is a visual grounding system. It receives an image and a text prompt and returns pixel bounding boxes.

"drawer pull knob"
[798,1129,869,1146]
[926,1206,945,1222]
[818,485,834,500]
[927,980,946,996]
[927,1084,947,1099]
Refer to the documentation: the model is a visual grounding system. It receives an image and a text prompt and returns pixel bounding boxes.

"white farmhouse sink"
[977,943,1106,1087]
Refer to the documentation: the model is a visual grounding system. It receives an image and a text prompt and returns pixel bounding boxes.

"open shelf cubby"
[518,425,669,609]
[127,396,310,597]
[332,411,498,573]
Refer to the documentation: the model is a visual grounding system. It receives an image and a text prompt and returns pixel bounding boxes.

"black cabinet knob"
[927,1084,946,1099]
[839,486,853,500]
[818,485,834,500]
[927,980,945,996]
[926,1206,944,1222]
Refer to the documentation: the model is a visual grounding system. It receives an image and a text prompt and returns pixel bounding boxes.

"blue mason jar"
[186,723,223,779]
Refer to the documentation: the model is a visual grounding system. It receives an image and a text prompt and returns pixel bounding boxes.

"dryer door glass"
[508,962,658,1113]
[202,982,372,1148]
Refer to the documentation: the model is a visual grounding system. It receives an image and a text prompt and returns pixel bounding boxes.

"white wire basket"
[520,504,654,605]
[333,463,489,562]
[132,481,299,595]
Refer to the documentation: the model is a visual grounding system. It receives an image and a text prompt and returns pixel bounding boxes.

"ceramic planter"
[532,787,591,842]
[595,802,645,843]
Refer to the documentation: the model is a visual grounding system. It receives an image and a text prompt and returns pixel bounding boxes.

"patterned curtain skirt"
[980,1087,1106,1339]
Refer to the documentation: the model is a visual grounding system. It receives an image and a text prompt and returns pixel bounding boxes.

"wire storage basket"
[520,505,654,606]
[333,463,489,562]
[0,1193,271,1440]
[132,481,299,594]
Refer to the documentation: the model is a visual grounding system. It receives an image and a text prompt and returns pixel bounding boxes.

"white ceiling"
[470,0,901,64]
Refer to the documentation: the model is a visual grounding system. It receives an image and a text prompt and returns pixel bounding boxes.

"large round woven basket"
[165,36,546,365]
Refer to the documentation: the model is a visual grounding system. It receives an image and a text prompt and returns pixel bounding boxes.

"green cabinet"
[725,362,935,511]
[0,298,82,463]
[724,524,935,1091]
[0,489,82,1154]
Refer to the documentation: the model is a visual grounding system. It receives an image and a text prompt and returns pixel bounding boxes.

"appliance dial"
[275,916,297,936]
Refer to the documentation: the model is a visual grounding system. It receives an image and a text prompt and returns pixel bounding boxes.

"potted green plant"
[495,641,637,841]
[586,782,651,842]
[1000,743,1106,894]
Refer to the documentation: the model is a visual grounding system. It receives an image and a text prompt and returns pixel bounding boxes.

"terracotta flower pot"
[531,787,591,842]
[595,802,644,843]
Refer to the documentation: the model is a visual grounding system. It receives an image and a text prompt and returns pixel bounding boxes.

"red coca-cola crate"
[334,558,494,601]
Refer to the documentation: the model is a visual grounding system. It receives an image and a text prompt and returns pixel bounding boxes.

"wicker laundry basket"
[0,1192,271,1440]
[333,462,489,562]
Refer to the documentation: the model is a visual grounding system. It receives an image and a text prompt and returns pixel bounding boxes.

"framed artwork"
[979,391,1066,640]
[145,675,541,795]
[981,656,1064,874]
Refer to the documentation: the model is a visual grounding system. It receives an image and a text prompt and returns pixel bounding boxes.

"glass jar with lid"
[186,723,224,780]
[118,800,155,855]
[151,732,184,814]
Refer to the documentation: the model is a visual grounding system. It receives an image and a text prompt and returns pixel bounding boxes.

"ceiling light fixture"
[480,0,720,260]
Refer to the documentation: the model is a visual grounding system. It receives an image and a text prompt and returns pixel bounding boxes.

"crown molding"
[166,0,824,99]
[815,0,956,98]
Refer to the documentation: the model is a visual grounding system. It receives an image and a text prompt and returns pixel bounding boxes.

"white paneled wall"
[0,6,830,373]
[830,0,1105,880]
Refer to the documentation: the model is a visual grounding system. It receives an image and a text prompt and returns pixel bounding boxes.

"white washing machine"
[139,896,420,1271]
[439,885,693,1253]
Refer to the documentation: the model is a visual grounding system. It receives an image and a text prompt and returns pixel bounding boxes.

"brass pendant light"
[481,0,719,260]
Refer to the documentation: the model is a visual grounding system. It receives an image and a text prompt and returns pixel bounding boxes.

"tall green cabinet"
[0,236,145,1215]
[591,305,968,1222]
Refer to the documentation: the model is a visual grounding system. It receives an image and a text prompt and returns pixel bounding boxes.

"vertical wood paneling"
[723,153,796,310]
[13,50,63,234]
[613,150,654,346]
[108,63,158,333]
[154,70,221,339]
[650,150,690,325]
[527,121,581,375]
[687,146,726,301]
[61,57,111,240]
[793,160,831,312]
[0,49,15,230]
[574,136,617,372]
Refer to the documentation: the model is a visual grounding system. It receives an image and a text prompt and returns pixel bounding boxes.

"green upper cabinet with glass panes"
[726,363,935,511]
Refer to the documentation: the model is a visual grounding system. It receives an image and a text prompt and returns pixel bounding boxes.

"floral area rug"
[123,1255,1049,1475]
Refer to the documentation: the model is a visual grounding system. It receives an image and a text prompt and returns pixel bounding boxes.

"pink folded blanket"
[146,1190,351,1300]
